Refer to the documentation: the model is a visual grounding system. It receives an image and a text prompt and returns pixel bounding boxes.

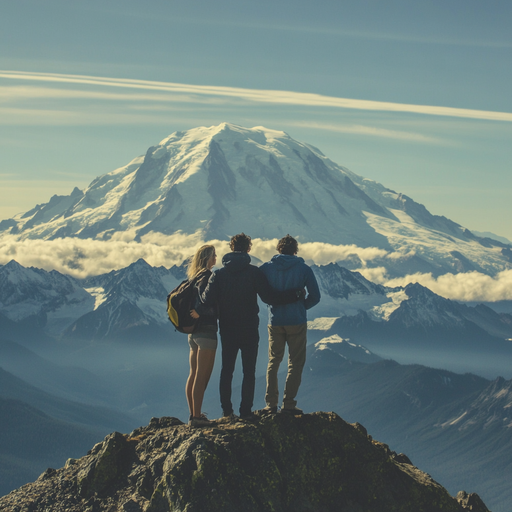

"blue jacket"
[260,254,321,326]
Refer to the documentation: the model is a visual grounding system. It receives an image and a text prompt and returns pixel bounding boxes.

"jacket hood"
[270,254,305,271]
[222,251,251,273]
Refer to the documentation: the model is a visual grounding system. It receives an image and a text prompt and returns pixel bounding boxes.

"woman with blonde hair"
[186,244,218,427]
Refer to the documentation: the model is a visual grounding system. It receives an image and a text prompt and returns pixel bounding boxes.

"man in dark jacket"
[260,235,321,415]
[201,233,303,420]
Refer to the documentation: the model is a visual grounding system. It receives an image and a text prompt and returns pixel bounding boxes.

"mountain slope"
[1,123,510,277]
[0,365,138,497]
[3,258,511,378]
[0,366,135,432]
[0,366,138,497]
[0,397,103,498]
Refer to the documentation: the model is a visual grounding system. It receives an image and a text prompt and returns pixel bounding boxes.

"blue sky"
[1,0,511,239]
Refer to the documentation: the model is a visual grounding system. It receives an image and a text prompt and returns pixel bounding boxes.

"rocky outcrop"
[0,412,489,512]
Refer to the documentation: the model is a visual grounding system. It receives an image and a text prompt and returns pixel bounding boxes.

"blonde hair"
[187,245,216,279]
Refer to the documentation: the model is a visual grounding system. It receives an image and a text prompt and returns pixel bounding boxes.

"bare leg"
[186,347,198,418]
[192,347,216,418]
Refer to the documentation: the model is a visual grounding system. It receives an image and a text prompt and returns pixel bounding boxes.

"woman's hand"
[190,309,200,319]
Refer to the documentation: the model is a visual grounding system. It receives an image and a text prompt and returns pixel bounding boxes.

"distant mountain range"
[297,337,512,512]
[1,123,510,278]
[2,257,512,379]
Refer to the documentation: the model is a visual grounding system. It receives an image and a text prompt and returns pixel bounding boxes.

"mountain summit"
[1,123,510,276]
[0,412,489,512]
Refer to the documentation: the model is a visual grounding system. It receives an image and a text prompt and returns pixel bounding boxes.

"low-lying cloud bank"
[0,233,393,279]
[379,270,512,303]
[1,233,512,302]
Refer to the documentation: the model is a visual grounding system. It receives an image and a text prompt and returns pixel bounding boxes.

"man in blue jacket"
[260,235,321,415]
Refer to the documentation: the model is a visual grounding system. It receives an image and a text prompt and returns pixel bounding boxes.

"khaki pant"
[265,323,307,409]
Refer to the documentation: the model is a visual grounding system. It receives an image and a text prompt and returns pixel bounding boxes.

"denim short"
[188,325,218,351]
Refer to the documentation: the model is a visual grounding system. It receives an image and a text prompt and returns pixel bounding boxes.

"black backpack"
[166,277,199,334]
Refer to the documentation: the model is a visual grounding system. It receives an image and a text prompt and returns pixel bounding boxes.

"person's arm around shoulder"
[256,267,302,305]
[200,270,219,308]
[304,265,321,310]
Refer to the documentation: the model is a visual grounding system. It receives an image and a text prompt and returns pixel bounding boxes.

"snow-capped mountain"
[312,334,382,365]
[308,267,512,343]
[0,260,93,335]
[313,276,512,378]
[1,123,510,277]
[0,259,186,343]
[63,259,184,342]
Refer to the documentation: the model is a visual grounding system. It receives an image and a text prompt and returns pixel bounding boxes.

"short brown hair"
[230,233,252,252]
[277,235,298,255]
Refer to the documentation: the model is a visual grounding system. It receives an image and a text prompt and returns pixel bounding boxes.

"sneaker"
[281,406,303,416]
[189,413,213,427]
[260,406,278,416]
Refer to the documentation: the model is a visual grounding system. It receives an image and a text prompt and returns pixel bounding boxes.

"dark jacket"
[201,252,300,333]
[260,254,321,326]
[193,268,218,330]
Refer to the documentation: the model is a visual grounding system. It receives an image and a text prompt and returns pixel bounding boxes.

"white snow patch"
[307,317,338,330]
[369,289,408,321]
[85,287,107,310]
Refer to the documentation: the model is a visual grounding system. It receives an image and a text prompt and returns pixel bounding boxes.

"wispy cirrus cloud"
[1,70,512,123]
[0,84,226,104]
[289,121,442,143]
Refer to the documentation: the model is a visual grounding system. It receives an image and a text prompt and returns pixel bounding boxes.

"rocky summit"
[0,412,489,512]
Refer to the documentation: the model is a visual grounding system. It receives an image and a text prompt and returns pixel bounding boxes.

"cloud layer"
[380,270,512,302]
[0,233,390,279]
[1,234,512,302]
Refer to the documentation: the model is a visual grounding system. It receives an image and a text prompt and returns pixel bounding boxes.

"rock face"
[0,412,489,512]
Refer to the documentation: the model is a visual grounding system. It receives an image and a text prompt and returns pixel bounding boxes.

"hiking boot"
[240,411,258,422]
[260,406,278,416]
[189,413,213,427]
[281,406,303,416]
[217,413,238,424]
